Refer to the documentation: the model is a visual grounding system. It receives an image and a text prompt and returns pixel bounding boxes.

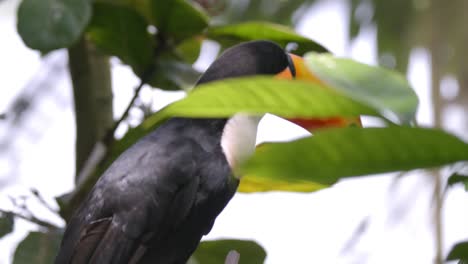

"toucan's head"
[196,40,360,170]
[197,40,295,85]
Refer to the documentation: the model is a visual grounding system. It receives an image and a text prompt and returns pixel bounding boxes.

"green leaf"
[151,0,208,41]
[87,2,154,74]
[447,173,468,191]
[304,53,419,124]
[190,239,266,264]
[17,0,91,52]
[0,212,14,238]
[175,36,204,64]
[149,58,201,90]
[207,22,328,55]
[13,231,62,264]
[241,127,468,186]
[143,77,379,129]
[447,241,468,262]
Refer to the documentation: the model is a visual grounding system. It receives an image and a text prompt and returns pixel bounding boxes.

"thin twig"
[0,208,59,230]
[30,188,58,214]
[224,250,240,264]
[103,33,168,146]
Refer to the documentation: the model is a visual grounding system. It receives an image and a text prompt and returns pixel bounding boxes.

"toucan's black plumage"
[55,41,294,264]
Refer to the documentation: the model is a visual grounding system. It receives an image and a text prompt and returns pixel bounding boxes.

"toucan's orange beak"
[276,53,362,131]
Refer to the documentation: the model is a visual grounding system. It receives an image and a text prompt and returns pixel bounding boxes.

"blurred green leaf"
[348,0,362,40]
[242,127,468,186]
[447,173,468,191]
[0,212,14,238]
[373,0,414,72]
[87,2,154,75]
[13,231,62,264]
[304,53,418,124]
[143,77,378,130]
[207,22,328,55]
[175,36,204,64]
[212,0,317,26]
[348,0,415,72]
[190,239,266,264]
[447,241,468,262]
[149,58,201,90]
[151,0,208,41]
[17,0,91,52]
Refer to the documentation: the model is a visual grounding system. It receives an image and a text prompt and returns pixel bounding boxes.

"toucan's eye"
[287,54,296,78]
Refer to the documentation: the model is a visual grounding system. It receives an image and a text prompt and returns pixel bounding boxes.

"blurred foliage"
[87,3,154,75]
[17,0,91,53]
[349,0,468,77]
[447,241,468,262]
[204,0,318,26]
[13,231,62,264]
[447,173,468,191]
[0,212,14,237]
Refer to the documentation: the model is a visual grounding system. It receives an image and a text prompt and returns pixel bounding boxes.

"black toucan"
[55,40,356,264]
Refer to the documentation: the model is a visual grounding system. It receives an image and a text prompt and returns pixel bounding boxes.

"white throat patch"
[221,114,263,177]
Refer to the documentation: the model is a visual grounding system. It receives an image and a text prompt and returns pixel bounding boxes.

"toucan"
[55,40,356,264]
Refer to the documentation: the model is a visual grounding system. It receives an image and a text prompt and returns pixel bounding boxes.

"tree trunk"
[68,37,113,183]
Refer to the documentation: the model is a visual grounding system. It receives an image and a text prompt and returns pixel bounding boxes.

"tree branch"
[430,1,445,263]
[68,36,114,183]
[30,188,58,214]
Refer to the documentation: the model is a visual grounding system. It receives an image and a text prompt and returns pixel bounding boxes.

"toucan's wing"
[65,216,137,264]
[55,136,205,264]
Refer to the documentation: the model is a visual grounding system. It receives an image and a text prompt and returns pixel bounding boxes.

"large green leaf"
[241,127,468,186]
[151,0,208,41]
[143,77,378,129]
[0,212,14,238]
[13,231,62,264]
[190,239,266,264]
[304,53,419,124]
[206,22,328,55]
[17,0,91,52]
[87,2,154,75]
[447,241,468,262]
